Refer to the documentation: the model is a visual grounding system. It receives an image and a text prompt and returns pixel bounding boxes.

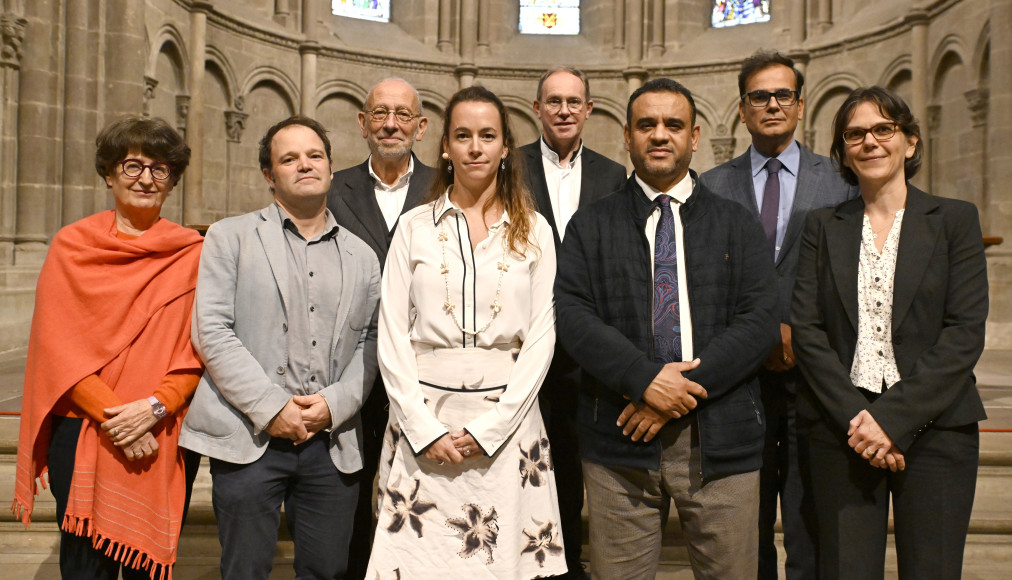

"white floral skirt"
[365,347,567,579]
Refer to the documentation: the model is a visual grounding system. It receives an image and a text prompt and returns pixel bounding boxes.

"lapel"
[256,205,291,315]
[826,197,864,332]
[730,150,760,215]
[402,154,431,217]
[779,144,823,264]
[891,187,940,330]
[339,160,390,250]
[524,144,556,228]
[331,228,359,357]
[578,149,598,209]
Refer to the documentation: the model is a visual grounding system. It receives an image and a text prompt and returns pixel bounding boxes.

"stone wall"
[1,0,1009,351]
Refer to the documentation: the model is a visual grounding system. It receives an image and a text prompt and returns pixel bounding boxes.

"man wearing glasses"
[520,66,627,580]
[327,77,434,580]
[699,50,857,580]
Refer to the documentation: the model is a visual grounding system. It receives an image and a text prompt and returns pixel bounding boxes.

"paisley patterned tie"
[653,194,682,363]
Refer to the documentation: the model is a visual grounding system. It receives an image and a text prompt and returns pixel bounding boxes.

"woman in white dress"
[365,85,566,578]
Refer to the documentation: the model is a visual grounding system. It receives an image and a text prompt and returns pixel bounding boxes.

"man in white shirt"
[518,66,627,579]
[326,77,435,580]
[555,78,777,579]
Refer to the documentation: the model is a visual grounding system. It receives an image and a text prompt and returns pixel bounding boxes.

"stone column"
[184,1,212,227]
[1,11,26,264]
[612,0,625,56]
[710,125,735,165]
[456,0,477,88]
[224,110,247,217]
[985,0,1012,348]
[143,76,158,117]
[477,0,489,57]
[300,42,319,117]
[104,0,146,116]
[438,0,453,53]
[301,0,318,41]
[623,0,646,96]
[175,95,190,136]
[60,0,101,227]
[817,0,832,32]
[965,88,989,212]
[924,104,940,195]
[907,9,930,144]
[648,0,664,58]
[790,50,810,139]
[790,0,806,46]
[274,0,290,27]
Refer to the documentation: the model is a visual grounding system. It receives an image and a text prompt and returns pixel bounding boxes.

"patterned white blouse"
[850,210,905,394]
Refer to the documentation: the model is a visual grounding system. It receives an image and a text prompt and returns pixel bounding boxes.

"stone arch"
[238,66,299,113]
[147,24,188,89]
[315,79,367,110]
[878,55,912,89]
[205,46,239,109]
[972,20,990,86]
[805,75,861,156]
[929,35,968,100]
[417,88,448,116]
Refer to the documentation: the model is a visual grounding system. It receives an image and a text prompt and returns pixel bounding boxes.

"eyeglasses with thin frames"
[120,159,172,181]
[365,107,422,124]
[741,89,800,108]
[542,98,586,114]
[842,122,899,145]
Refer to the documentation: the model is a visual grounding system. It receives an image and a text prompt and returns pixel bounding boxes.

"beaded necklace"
[438,220,509,337]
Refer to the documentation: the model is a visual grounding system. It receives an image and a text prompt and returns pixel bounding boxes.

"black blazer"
[791,187,988,452]
[699,143,858,323]
[520,140,627,249]
[327,154,435,268]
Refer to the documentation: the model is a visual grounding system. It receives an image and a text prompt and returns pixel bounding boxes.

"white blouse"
[850,210,905,394]
[378,191,557,455]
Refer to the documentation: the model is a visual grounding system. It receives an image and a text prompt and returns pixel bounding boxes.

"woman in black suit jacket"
[791,86,988,580]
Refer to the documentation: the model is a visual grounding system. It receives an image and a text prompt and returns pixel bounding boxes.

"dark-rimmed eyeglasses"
[741,89,800,108]
[120,159,171,181]
[365,107,421,124]
[542,97,586,114]
[842,122,899,145]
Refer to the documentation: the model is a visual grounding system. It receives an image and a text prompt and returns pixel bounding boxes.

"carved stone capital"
[143,75,159,117]
[225,110,248,143]
[176,95,191,132]
[1,13,28,69]
[964,88,989,128]
[710,137,736,165]
[926,104,942,132]
[803,129,817,150]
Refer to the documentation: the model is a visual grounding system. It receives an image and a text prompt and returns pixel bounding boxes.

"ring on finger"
[865,448,875,457]
[464,449,472,456]
[112,429,119,436]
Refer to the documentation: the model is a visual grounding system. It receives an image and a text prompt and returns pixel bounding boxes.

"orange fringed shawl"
[12,211,203,580]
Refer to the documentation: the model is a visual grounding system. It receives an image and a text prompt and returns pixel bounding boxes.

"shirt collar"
[275,202,340,241]
[431,186,512,228]
[367,154,415,190]
[750,140,800,178]
[635,171,694,205]
[540,136,583,167]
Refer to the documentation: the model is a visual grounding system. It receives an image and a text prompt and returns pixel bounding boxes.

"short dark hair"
[257,115,332,172]
[829,86,923,186]
[738,50,805,96]
[94,116,190,186]
[626,78,697,127]
[536,66,591,101]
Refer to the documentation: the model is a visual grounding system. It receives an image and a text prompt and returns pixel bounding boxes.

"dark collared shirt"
[275,203,343,396]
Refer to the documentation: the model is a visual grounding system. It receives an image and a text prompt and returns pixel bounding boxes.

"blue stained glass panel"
[332,0,391,23]
[712,0,772,28]
[519,0,580,36]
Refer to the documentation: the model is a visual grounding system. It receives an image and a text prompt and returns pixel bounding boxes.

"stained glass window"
[519,0,580,36]
[712,0,771,28]
[332,0,390,23]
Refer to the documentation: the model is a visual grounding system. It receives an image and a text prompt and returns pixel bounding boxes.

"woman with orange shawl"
[12,117,203,580]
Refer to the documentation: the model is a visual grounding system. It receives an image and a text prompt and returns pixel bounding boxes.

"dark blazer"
[791,187,988,452]
[327,154,435,267]
[555,172,778,478]
[520,140,627,249]
[699,143,858,323]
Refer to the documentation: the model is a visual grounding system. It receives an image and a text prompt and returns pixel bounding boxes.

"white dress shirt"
[540,137,583,238]
[636,173,695,361]
[368,155,415,231]
[377,190,558,454]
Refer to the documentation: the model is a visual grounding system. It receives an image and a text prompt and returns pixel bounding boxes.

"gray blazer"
[699,143,858,323]
[179,204,381,473]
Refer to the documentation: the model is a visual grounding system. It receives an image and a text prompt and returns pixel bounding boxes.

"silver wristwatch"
[148,396,167,420]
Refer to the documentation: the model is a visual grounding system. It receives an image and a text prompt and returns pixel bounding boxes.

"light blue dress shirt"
[750,140,800,261]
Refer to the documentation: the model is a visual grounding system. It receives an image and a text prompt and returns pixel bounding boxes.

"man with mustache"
[181,116,381,579]
[519,66,627,579]
[326,78,434,580]
[555,78,777,578]
[699,50,857,580]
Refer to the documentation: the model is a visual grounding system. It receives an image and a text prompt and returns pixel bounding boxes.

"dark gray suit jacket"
[699,144,858,324]
[520,140,627,249]
[327,153,435,268]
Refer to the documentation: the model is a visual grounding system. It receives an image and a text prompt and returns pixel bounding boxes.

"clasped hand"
[848,409,906,472]
[616,359,706,443]
[266,394,333,444]
[101,399,160,461]
[423,430,483,465]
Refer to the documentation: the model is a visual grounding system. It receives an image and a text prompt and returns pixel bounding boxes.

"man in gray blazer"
[520,66,627,580]
[699,51,857,579]
[181,116,381,579]
[326,77,434,580]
